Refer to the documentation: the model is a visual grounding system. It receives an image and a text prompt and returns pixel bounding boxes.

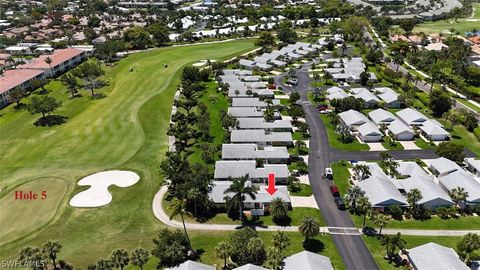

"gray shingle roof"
[208,181,291,203]
[283,251,334,270]
[408,243,468,270]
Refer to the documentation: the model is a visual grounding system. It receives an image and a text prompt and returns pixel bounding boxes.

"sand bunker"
[69,170,140,208]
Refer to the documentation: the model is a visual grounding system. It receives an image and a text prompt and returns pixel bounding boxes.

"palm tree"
[42,240,62,269]
[357,196,372,227]
[6,56,16,68]
[96,258,113,270]
[187,187,202,217]
[168,198,192,249]
[45,56,53,71]
[343,186,365,214]
[392,54,404,72]
[215,241,232,270]
[299,216,320,242]
[352,164,371,181]
[270,197,289,221]
[130,248,149,270]
[110,249,129,270]
[406,189,423,213]
[224,175,257,221]
[373,213,390,236]
[449,187,469,208]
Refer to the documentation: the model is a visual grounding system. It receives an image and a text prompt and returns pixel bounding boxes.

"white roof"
[233,264,269,270]
[465,158,480,172]
[368,108,397,124]
[399,175,453,206]
[439,171,480,203]
[351,88,379,103]
[357,175,408,207]
[387,120,414,136]
[338,110,369,126]
[396,108,428,125]
[166,260,215,270]
[420,120,449,136]
[283,251,334,270]
[232,98,279,107]
[222,144,289,160]
[408,243,468,270]
[230,130,293,143]
[228,107,264,118]
[396,162,429,178]
[237,118,292,130]
[357,122,382,136]
[214,160,289,179]
[430,157,462,176]
[209,181,291,203]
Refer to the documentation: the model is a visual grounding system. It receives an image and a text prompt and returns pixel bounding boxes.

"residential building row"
[337,107,450,143]
[326,86,401,108]
[0,48,87,107]
[354,157,480,210]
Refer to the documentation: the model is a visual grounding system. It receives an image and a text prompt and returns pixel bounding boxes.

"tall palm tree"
[215,241,232,270]
[343,186,365,214]
[168,198,192,249]
[45,56,53,70]
[299,216,320,242]
[357,196,371,227]
[373,213,390,236]
[270,197,289,221]
[392,54,404,72]
[96,258,113,270]
[187,187,202,217]
[406,189,423,213]
[110,249,129,270]
[449,187,469,208]
[130,248,149,270]
[42,240,62,269]
[224,175,257,221]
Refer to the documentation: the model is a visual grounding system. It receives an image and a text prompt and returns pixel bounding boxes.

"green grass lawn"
[381,137,404,151]
[290,183,313,197]
[188,231,346,270]
[413,15,480,36]
[320,115,370,151]
[292,131,310,141]
[0,178,68,246]
[330,162,352,195]
[363,235,462,270]
[164,194,325,227]
[0,40,257,267]
[414,138,436,150]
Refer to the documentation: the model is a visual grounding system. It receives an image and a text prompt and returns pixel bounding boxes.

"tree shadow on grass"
[303,239,325,253]
[272,216,292,226]
[34,115,68,127]
[452,135,462,139]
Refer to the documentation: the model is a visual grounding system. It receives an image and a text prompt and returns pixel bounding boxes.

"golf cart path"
[153,186,480,236]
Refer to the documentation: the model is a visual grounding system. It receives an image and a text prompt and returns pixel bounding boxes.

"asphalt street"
[274,63,474,270]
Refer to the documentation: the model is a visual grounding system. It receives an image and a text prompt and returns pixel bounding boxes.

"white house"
[419,120,449,141]
[396,108,428,127]
[338,109,369,130]
[429,157,462,177]
[357,122,383,142]
[465,158,480,176]
[368,108,397,126]
[399,175,453,209]
[439,171,480,205]
[387,120,415,141]
[407,243,468,270]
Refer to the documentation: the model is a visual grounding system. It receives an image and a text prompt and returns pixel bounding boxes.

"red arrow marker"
[265,173,278,195]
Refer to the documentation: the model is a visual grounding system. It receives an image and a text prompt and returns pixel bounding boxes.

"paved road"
[275,63,475,270]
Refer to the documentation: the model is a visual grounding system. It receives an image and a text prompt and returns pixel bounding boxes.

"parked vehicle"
[287,78,298,85]
[319,109,333,114]
[334,197,346,210]
[324,168,333,179]
[316,105,328,111]
[330,185,340,197]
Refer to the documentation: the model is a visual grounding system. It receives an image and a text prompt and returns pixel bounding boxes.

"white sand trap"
[69,170,140,208]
